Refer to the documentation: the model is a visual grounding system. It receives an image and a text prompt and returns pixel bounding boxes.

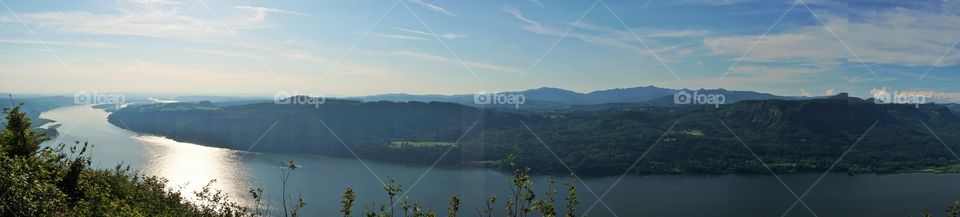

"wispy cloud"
[385,51,521,74]
[659,64,827,94]
[647,29,710,38]
[408,0,456,17]
[366,32,432,41]
[704,6,960,69]
[235,5,312,18]
[843,73,898,84]
[180,40,328,63]
[437,33,467,40]
[502,6,542,31]
[393,27,432,36]
[705,33,841,64]
[824,88,837,96]
[0,38,122,48]
[0,11,231,39]
[247,41,328,63]
[0,1,251,41]
[0,1,316,42]
[503,7,708,63]
[394,27,467,40]
[177,48,257,59]
[672,0,758,6]
[131,0,181,5]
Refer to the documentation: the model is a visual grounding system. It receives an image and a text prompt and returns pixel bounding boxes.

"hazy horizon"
[0,84,867,100]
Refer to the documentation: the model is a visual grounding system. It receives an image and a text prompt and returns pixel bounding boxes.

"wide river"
[39,105,960,216]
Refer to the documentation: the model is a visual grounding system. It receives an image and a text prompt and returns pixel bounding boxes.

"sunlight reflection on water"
[39,105,250,205]
[135,135,246,203]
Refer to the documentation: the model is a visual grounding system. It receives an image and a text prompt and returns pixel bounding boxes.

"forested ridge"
[108,95,960,176]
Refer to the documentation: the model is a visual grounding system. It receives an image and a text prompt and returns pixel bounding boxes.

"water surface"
[40,105,960,217]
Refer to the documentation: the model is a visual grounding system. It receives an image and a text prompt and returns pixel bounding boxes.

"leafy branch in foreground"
[280,160,305,217]
[340,154,583,217]
[907,201,960,217]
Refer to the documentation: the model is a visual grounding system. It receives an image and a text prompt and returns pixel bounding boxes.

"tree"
[1,104,49,158]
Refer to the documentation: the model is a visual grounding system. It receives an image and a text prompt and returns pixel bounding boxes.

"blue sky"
[1,0,959,101]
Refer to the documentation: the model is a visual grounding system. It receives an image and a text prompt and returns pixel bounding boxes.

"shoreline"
[93,118,960,178]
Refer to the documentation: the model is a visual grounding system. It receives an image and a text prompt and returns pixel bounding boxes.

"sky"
[1,0,959,100]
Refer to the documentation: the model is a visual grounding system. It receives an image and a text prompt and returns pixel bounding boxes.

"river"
[38,105,960,216]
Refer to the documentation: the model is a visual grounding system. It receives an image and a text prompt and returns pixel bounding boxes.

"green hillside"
[108,96,960,176]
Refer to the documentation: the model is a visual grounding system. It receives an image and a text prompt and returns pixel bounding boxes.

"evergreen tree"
[1,104,49,157]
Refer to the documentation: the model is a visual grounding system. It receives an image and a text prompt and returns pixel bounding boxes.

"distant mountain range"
[1,95,76,127]
[350,86,799,108]
[167,86,800,108]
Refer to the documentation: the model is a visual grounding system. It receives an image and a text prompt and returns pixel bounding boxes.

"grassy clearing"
[388,141,456,149]
[682,129,704,136]
[914,164,960,173]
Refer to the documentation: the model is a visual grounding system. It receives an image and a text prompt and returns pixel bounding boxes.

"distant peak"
[524,87,580,93]
[830,93,849,98]
[531,87,566,91]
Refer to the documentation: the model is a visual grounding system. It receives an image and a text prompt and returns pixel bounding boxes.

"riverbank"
[97,116,960,178]
[37,105,960,216]
[105,98,960,177]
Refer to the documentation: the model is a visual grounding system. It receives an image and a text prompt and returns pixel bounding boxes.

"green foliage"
[280,160,305,217]
[0,143,255,216]
[949,201,960,217]
[57,141,90,204]
[534,177,557,217]
[563,182,578,217]
[290,194,306,217]
[447,194,459,217]
[342,187,356,217]
[506,154,537,217]
[248,186,265,216]
[908,201,960,217]
[1,105,50,158]
[483,196,496,217]
[383,178,401,217]
[192,179,249,216]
